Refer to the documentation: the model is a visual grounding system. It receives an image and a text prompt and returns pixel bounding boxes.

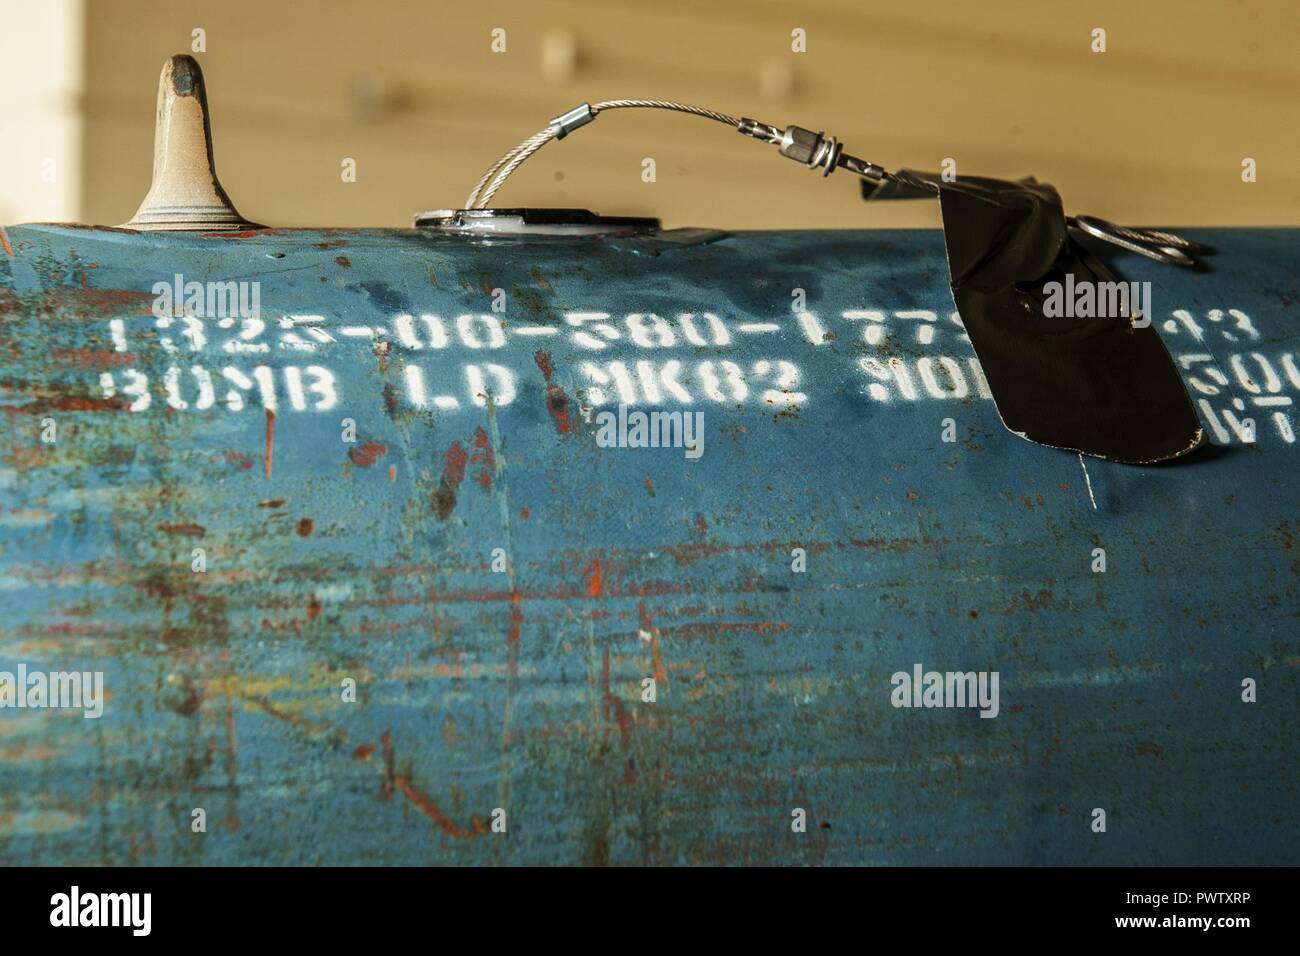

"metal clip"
[1067,215,1207,269]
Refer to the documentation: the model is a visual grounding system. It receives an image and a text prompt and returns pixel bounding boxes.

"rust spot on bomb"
[348,442,387,468]
[585,559,604,598]
[297,517,315,537]
[433,442,469,521]
[158,522,206,537]
[533,350,572,434]
[264,409,275,478]
[6,394,126,415]
[470,427,494,489]
[382,382,400,418]
[1021,589,1053,612]
[335,256,351,268]
[51,349,135,368]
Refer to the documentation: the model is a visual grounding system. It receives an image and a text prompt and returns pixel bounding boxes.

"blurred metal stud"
[540,28,579,83]
[758,58,794,99]
[349,71,412,122]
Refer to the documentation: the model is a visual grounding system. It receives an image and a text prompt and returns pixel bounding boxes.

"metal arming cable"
[467,100,743,209]
[461,99,1201,268]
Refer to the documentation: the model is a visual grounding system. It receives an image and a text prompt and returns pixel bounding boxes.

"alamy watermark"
[0,665,104,718]
[50,886,150,936]
[152,273,261,320]
[1041,274,1151,327]
[890,664,999,718]
[594,404,704,459]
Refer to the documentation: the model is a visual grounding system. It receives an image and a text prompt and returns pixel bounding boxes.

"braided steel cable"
[466,100,741,209]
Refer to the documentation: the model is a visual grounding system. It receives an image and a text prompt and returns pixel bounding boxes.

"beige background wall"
[3,0,1298,229]
[0,0,83,224]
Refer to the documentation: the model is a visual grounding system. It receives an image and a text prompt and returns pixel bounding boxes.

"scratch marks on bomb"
[601,645,635,752]
[639,602,668,686]
[362,730,490,839]
[212,691,489,840]
[660,535,943,567]
[242,693,344,745]
[392,773,491,839]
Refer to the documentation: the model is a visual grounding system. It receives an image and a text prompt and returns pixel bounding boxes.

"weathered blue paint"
[0,223,1296,865]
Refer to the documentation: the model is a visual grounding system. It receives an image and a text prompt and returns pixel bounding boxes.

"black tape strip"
[864,172,1203,463]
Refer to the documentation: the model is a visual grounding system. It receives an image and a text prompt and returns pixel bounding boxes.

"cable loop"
[466,100,740,209]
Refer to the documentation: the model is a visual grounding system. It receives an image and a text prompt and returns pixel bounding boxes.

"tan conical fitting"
[122,55,263,231]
